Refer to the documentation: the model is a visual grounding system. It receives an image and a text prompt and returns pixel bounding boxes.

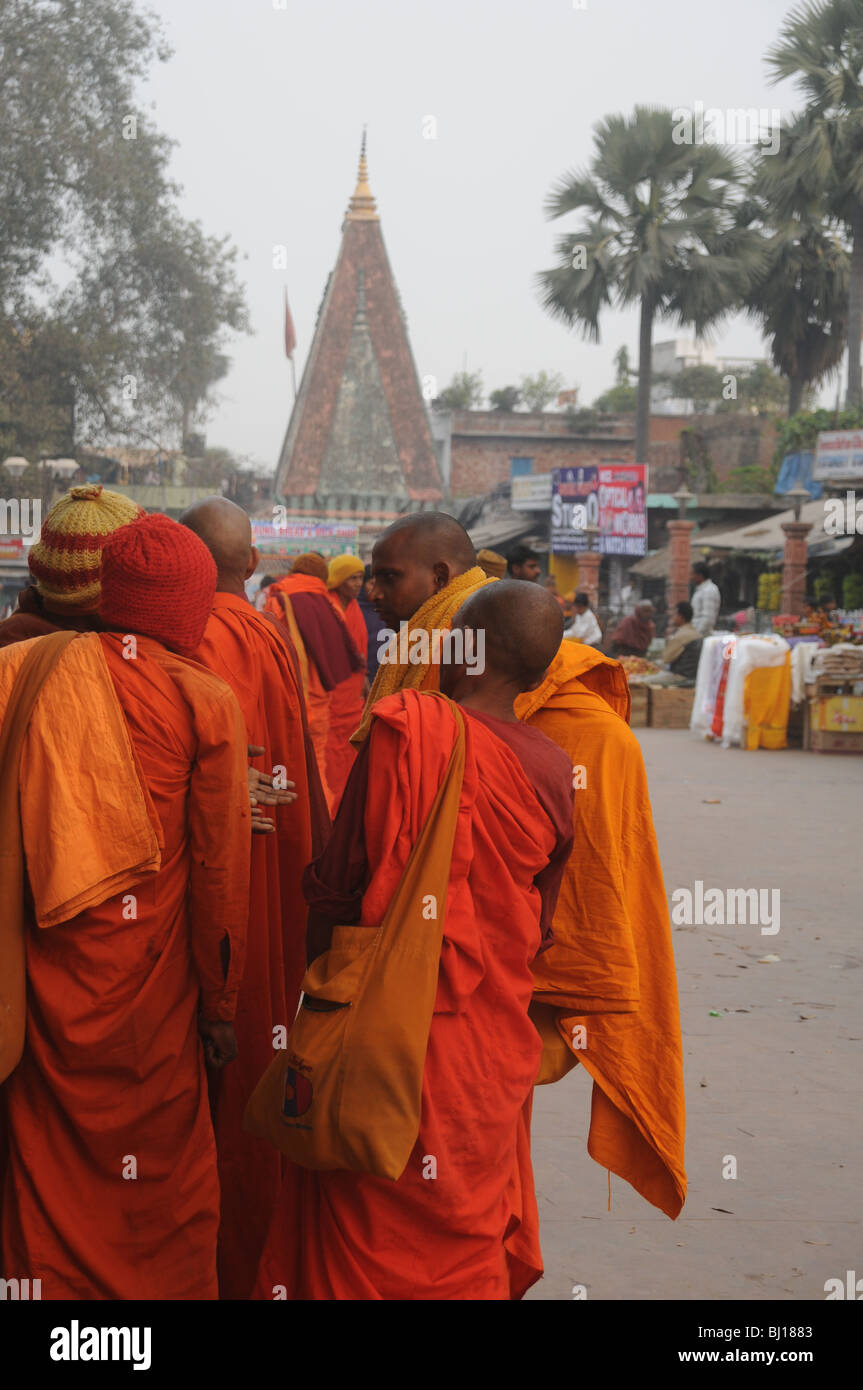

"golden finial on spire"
[347,126,378,221]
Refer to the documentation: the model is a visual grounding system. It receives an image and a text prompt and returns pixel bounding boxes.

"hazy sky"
[142,0,815,469]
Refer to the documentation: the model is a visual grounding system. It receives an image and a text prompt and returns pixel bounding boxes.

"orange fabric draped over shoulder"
[255,690,568,1300]
[190,592,320,1299]
[324,593,367,807]
[514,642,686,1219]
[265,576,337,808]
[1,632,250,1299]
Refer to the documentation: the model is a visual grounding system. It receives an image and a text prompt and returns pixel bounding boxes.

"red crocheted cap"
[99,513,216,655]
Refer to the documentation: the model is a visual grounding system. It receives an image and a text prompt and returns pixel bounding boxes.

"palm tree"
[537,106,762,460]
[738,187,848,415]
[765,0,863,407]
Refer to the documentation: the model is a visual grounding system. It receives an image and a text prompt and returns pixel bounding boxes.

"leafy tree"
[489,385,522,411]
[565,406,599,431]
[655,363,726,412]
[773,404,863,463]
[537,105,763,460]
[765,0,863,406]
[593,381,637,413]
[433,371,484,410]
[741,172,849,415]
[519,370,564,411]
[614,345,632,383]
[0,0,249,454]
[0,0,175,305]
[66,213,250,449]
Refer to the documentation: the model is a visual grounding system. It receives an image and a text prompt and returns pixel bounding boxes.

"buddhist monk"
[324,553,368,805]
[355,512,686,1252]
[352,512,492,743]
[180,496,329,1300]
[0,513,251,1299]
[0,484,143,648]
[253,580,574,1300]
[515,640,686,1232]
[266,554,364,811]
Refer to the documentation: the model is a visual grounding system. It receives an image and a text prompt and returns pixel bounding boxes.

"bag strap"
[373,692,466,946]
[0,631,80,1081]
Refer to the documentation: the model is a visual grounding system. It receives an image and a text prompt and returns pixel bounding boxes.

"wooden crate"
[629,685,649,728]
[648,685,695,729]
[809,727,863,754]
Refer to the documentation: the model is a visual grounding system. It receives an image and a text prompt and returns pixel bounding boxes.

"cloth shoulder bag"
[244,696,465,1180]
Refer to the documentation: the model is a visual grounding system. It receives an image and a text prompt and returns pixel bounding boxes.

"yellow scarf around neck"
[352,566,493,743]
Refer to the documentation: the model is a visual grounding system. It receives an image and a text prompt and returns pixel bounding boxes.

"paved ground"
[526,729,863,1301]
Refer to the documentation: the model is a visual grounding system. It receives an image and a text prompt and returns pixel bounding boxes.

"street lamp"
[672,484,694,520]
[584,521,599,552]
[783,482,810,523]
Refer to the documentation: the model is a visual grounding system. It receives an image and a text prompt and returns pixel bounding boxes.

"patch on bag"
[281,1065,313,1120]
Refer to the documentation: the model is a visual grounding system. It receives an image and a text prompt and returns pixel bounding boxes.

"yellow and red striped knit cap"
[28,485,144,612]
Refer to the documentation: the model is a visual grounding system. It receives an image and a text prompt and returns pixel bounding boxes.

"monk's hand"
[198,1018,238,1069]
[247,745,297,832]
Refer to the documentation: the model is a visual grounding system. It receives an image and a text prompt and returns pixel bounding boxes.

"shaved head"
[453,580,563,688]
[370,511,477,626]
[179,496,255,593]
[379,512,476,570]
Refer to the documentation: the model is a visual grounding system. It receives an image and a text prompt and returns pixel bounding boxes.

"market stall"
[618,656,695,730]
[690,633,792,750]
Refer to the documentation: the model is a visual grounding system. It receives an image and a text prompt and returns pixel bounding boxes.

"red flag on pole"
[284,288,297,358]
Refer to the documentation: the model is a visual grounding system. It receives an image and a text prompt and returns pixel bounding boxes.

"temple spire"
[346,127,378,221]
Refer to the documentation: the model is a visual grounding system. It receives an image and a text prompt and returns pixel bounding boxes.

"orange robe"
[266,576,363,812]
[254,689,573,1300]
[190,591,322,1300]
[514,641,686,1219]
[0,632,250,1299]
[324,593,367,807]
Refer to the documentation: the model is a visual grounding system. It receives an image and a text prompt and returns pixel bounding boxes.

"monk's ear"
[431,559,451,591]
[245,546,259,581]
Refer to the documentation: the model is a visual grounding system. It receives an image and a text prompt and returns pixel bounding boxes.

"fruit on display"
[618,655,663,679]
[757,572,782,611]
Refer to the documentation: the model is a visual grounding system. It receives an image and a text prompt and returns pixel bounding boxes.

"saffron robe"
[190,591,324,1300]
[0,585,102,649]
[254,690,573,1300]
[514,641,687,1220]
[0,632,251,1299]
[266,575,363,811]
[324,593,368,807]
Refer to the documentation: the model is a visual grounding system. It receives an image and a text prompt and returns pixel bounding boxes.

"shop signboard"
[551,463,647,556]
[511,474,553,511]
[251,518,359,558]
[814,431,863,481]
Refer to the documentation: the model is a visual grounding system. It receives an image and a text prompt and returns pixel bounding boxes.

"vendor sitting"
[645,601,702,686]
[609,600,655,657]
[564,591,603,648]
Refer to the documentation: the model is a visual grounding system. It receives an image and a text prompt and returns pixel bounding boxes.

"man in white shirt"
[690,562,721,637]
[565,592,603,647]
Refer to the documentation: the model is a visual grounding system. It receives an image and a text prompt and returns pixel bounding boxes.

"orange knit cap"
[291,552,328,581]
[28,484,144,612]
[99,513,216,656]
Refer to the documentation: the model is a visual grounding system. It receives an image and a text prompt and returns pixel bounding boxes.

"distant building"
[650,338,762,415]
[274,137,443,550]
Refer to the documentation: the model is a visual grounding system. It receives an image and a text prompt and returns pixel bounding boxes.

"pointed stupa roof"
[274,134,442,506]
